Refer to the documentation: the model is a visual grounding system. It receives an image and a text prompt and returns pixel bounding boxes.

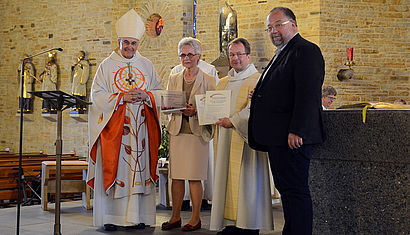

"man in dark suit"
[249,7,325,235]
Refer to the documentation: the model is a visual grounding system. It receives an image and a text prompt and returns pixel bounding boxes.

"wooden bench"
[41,160,91,211]
[0,153,83,205]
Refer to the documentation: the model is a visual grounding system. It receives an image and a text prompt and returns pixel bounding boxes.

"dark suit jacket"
[249,34,325,151]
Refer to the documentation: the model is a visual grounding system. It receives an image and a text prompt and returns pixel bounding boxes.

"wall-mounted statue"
[211,2,238,78]
[70,50,90,114]
[17,56,36,113]
[219,2,237,55]
[39,52,58,113]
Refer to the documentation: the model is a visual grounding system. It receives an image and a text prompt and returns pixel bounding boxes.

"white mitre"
[116,9,145,40]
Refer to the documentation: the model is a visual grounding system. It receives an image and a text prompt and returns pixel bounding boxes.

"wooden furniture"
[41,160,91,211]
[0,152,82,203]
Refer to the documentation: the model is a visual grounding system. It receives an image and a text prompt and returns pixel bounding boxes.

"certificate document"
[195,90,231,125]
[159,90,186,114]
[195,94,207,125]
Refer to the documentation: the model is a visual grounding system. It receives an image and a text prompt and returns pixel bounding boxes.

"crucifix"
[125,62,134,85]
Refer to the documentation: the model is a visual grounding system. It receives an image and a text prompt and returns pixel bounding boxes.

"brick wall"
[0,0,114,157]
[197,0,321,72]
[320,0,409,107]
[0,0,408,155]
[0,0,183,156]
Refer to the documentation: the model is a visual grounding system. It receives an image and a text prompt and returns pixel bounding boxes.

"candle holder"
[338,47,355,81]
[344,60,355,68]
[344,47,355,68]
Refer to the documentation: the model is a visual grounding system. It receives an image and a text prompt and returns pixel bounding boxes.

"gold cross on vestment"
[125,63,134,85]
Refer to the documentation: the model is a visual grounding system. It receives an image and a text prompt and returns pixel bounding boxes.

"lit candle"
[347,47,354,61]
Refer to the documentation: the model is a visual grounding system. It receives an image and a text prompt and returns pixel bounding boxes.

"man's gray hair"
[322,85,337,97]
[178,37,202,55]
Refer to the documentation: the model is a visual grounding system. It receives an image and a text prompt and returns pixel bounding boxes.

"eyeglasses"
[179,53,197,59]
[326,96,337,101]
[228,52,248,58]
[121,39,139,46]
[265,20,292,32]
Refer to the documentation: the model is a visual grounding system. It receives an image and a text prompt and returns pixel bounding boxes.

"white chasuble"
[114,101,152,198]
[210,64,274,231]
[87,50,162,226]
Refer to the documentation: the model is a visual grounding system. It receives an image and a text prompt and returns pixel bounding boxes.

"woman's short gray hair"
[177,37,202,55]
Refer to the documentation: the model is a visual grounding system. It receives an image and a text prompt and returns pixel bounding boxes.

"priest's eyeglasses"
[326,95,337,101]
[228,52,248,58]
[179,53,197,59]
[265,20,292,32]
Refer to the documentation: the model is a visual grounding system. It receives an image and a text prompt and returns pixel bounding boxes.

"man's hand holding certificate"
[195,90,231,125]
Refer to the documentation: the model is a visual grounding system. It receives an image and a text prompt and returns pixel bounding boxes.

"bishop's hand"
[123,88,148,103]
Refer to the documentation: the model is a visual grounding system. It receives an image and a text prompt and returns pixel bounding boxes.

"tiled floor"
[0,199,284,235]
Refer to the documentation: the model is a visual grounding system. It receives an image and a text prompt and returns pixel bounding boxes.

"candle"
[347,47,353,61]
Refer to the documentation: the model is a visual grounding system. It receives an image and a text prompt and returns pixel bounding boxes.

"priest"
[210,38,274,235]
[86,9,162,231]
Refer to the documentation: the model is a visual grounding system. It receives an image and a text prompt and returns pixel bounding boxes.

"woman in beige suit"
[162,37,216,232]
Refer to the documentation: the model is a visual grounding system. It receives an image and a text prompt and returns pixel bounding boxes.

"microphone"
[24,47,63,60]
[17,47,63,235]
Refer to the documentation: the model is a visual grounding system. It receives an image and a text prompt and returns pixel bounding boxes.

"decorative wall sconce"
[145,13,164,38]
[337,47,355,81]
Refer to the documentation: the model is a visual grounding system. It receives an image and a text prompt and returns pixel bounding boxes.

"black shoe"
[103,224,117,231]
[241,229,259,235]
[217,226,240,235]
[181,200,191,211]
[128,223,145,230]
[201,199,212,211]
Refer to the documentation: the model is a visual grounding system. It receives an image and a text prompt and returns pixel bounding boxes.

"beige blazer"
[167,69,216,140]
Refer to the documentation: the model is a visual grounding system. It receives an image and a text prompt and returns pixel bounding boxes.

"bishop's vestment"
[87,50,162,227]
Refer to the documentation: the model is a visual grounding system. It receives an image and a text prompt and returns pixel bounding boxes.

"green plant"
[158,124,169,160]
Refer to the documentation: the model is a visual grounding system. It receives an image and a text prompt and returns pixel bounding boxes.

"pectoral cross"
[125,63,134,85]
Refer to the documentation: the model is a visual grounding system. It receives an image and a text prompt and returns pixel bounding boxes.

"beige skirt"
[169,133,209,180]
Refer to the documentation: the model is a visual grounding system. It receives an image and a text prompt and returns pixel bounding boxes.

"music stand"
[29,90,90,235]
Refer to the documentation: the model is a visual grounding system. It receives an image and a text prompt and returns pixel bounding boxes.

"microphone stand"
[16,48,63,235]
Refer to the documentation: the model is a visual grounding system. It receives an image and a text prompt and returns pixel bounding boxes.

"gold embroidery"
[98,113,103,123]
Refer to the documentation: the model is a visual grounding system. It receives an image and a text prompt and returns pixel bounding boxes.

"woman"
[161,37,216,232]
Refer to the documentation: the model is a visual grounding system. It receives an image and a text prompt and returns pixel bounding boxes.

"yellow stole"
[215,72,260,220]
